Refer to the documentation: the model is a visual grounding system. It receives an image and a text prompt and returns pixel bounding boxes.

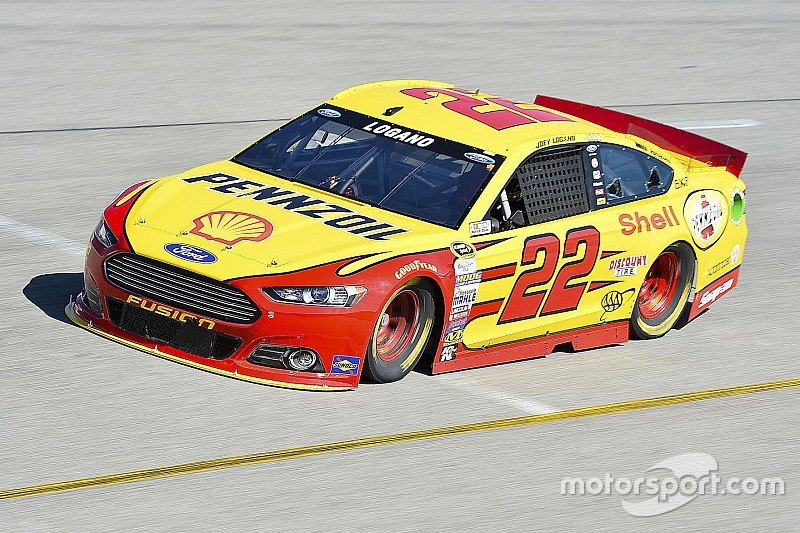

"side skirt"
[432,321,630,374]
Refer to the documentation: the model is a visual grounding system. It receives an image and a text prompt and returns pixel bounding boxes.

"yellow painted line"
[2,376,799,501]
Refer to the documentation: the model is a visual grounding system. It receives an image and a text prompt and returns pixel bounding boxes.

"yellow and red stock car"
[68,80,748,390]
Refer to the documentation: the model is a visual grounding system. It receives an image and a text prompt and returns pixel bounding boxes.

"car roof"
[327,80,606,155]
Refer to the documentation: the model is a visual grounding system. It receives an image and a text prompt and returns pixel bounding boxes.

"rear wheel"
[630,243,694,339]
[363,279,436,383]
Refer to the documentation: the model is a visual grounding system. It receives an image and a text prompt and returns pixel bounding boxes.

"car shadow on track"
[23,272,83,325]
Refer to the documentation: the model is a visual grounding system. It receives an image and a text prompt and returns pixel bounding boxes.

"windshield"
[232,106,503,228]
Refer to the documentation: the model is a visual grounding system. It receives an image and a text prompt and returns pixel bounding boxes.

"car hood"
[124,161,452,280]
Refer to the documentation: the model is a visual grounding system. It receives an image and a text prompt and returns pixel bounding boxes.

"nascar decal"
[331,355,360,375]
[684,190,727,249]
[394,259,438,279]
[126,295,215,329]
[190,211,273,246]
[183,174,407,241]
[608,255,648,277]
[451,241,477,275]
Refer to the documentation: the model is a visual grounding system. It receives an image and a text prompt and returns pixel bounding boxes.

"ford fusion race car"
[68,80,747,390]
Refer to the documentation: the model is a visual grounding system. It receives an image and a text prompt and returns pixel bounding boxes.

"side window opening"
[595,144,673,205]
[486,145,590,232]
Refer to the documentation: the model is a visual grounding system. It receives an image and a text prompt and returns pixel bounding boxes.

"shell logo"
[190,211,273,246]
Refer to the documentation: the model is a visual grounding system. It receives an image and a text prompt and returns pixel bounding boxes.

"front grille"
[107,297,240,359]
[104,253,259,324]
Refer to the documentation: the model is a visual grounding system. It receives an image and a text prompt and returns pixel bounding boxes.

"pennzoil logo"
[126,295,215,329]
[190,211,273,246]
[183,174,407,241]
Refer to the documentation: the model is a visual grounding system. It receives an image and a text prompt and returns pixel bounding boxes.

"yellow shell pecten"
[190,211,272,246]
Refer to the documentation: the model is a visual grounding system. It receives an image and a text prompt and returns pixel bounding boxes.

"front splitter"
[65,302,354,392]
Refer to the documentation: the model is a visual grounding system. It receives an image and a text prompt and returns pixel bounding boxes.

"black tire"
[362,279,436,383]
[630,243,695,340]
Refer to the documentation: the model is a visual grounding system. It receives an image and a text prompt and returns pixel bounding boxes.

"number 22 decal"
[498,226,601,324]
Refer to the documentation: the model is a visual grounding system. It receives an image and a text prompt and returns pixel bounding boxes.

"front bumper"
[70,241,385,391]
[67,299,353,391]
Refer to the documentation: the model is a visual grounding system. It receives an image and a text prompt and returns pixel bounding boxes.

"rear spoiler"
[534,95,747,177]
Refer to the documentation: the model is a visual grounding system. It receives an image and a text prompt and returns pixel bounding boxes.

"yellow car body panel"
[71,79,747,388]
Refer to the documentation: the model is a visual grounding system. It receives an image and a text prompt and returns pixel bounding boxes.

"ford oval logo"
[317,108,341,118]
[464,152,496,165]
[164,243,217,263]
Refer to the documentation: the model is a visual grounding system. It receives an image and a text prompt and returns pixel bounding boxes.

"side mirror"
[647,167,662,189]
[510,210,526,228]
[607,178,622,197]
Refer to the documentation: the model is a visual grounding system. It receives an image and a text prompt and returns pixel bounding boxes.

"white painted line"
[0,214,85,256]
[439,374,559,415]
[667,119,759,130]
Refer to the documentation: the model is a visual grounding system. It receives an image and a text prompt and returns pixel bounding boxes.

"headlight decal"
[94,218,118,248]
[263,286,366,307]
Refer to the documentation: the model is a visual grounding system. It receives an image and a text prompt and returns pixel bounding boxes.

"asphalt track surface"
[1,1,799,530]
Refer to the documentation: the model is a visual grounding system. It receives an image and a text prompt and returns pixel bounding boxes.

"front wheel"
[362,279,436,383]
[630,243,695,340]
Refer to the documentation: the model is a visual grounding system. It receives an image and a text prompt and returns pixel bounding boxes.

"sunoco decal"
[684,190,727,249]
[331,355,360,375]
[184,174,407,241]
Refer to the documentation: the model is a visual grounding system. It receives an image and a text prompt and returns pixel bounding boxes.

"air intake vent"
[107,297,240,359]
[104,253,259,324]
[516,146,590,224]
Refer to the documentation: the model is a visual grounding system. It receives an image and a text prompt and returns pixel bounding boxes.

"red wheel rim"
[375,289,420,361]
[638,252,681,320]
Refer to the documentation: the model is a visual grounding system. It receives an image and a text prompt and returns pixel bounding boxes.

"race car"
[67,80,748,390]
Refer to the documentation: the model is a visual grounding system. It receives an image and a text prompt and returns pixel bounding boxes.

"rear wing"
[534,95,747,177]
